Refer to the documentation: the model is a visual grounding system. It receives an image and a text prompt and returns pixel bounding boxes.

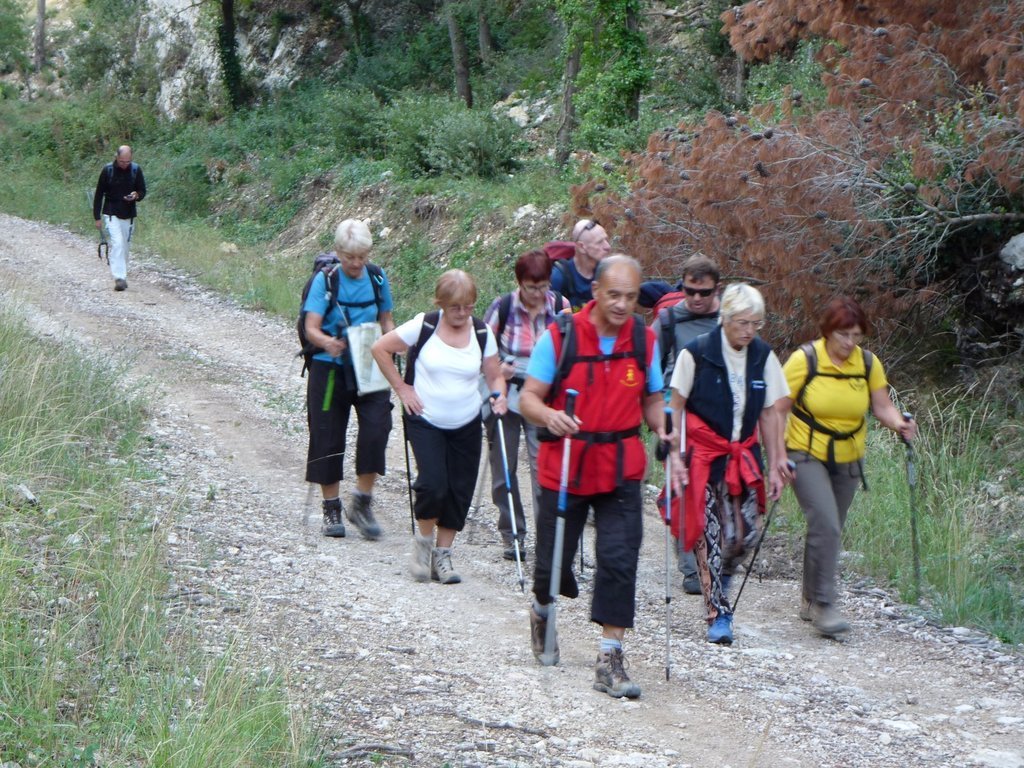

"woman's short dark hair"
[514,250,552,283]
[820,296,871,336]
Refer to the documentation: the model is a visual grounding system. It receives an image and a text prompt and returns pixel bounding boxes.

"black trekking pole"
[541,388,578,667]
[902,412,921,602]
[732,460,797,614]
[493,393,525,592]
[654,406,674,680]
[395,355,416,535]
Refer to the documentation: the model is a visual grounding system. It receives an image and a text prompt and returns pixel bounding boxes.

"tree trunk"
[477,6,493,64]
[555,43,582,166]
[33,0,44,73]
[625,5,640,121]
[218,0,245,110]
[446,3,473,108]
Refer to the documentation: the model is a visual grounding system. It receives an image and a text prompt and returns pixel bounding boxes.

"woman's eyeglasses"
[729,318,765,330]
[520,282,550,294]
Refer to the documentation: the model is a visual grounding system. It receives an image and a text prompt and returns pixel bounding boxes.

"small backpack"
[545,312,648,403]
[404,309,489,385]
[296,252,385,376]
[105,161,139,186]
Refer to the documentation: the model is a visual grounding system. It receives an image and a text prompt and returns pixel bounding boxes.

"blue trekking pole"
[541,388,578,667]
[902,412,921,602]
[492,392,525,592]
[654,406,674,680]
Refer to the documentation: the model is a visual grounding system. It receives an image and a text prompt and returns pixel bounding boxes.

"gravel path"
[1,212,1022,768]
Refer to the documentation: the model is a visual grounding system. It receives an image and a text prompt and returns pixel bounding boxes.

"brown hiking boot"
[593,648,641,699]
[530,605,558,666]
[811,603,851,637]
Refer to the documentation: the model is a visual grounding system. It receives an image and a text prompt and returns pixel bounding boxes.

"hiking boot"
[682,574,701,595]
[593,648,641,699]
[530,605,558,666]
[799,598,812,622]
[114,278,127,292]
[409,534,432,582]
[503,540,527,562]
[707,613,734,645]
[810,604,850,637]
[346,493,382,540]
[431,547,462,584]
[321,498,346,538]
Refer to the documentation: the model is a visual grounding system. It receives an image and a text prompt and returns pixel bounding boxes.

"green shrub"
[745,38,828,110]
[382,93,523,178]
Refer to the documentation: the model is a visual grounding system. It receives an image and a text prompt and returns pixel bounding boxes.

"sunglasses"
[683,285,716,298]
[574,219,600,241]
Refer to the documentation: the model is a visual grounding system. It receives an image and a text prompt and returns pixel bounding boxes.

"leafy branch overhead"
[580,0,1024,352]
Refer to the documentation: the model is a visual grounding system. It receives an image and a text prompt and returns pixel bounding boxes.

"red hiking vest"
[538,303,656,496]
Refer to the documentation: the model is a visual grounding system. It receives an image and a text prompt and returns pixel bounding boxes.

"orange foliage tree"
[575,0,1024,354]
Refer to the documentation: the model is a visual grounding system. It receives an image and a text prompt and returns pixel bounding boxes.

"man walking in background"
[93,145,146,292]
[650,254,722,594]
[549,218,612,309]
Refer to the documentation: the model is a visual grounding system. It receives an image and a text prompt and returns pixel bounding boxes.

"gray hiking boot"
[321,498,346,538]
[347,492,382,540]
[810,603,850,636]
[530,605,558,666]
[593,647,641,699]
[431,547,462,584]
[409,534,432,582]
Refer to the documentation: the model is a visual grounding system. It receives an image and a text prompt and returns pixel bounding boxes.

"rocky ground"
[1,212,1022,768]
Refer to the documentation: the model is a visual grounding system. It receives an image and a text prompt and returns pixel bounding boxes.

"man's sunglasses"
[683,285,716,298]
[574,219,600,240]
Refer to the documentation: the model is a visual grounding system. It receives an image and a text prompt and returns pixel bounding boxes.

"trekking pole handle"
[655,407,673,461]
[564,389,578,419]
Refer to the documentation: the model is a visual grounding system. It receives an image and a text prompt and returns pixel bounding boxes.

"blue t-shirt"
[303,266,394,364]
[527,328,663,393]
[550,259,594,310]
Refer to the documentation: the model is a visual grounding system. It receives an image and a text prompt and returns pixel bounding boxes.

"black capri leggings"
[404,413,482,531]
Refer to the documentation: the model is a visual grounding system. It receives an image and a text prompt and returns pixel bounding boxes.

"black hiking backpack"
[545,312,648,404]
[105,161,139,186]
[296,252,385,376]
[403,309,489,386]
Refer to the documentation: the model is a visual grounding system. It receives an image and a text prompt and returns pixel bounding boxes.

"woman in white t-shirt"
[373,270,507,584]
[668,283,791,646]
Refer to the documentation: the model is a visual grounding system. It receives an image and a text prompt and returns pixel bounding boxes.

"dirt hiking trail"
[1,213,1022,768]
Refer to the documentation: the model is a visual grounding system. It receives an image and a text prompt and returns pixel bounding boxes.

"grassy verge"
[776,395,1024,643]
[0,301,316,766]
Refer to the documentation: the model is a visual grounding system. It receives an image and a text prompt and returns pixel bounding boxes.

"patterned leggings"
[693,482,759,623]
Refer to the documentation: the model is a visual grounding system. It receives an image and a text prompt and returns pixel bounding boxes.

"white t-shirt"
[670,329,788,441]
[396,311,498,429]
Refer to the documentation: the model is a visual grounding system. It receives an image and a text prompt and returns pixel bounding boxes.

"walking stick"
[541,389,578,667]
[902,412,921,602]
[402,412,416,534]
[732,460,797,614]
[493,394,525,592]
[655,407,674,680]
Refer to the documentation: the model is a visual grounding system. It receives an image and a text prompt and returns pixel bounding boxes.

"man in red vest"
[520,254,668,699]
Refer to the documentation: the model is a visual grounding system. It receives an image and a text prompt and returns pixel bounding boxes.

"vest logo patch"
[621,365,640,387]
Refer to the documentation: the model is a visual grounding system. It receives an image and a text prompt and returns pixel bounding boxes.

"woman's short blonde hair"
[334,219,373,254]
[719,283,765,323]
[434,269,478,308]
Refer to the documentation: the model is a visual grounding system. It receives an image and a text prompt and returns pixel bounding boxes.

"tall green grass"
[837,393,1024,643]
[0,301,317,766]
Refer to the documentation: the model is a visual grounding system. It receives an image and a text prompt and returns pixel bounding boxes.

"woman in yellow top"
[778,297,916,638]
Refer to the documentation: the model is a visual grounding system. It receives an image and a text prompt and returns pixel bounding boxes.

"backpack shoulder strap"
[404,310,441,386]
[546,312,575,403]
[794,341,818,409]
[365,263,385,311]
[631,313,647,372]
[472,316,488,356]
[657,306,675,371]
[495,293,514,345]
[862,349,874,382]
